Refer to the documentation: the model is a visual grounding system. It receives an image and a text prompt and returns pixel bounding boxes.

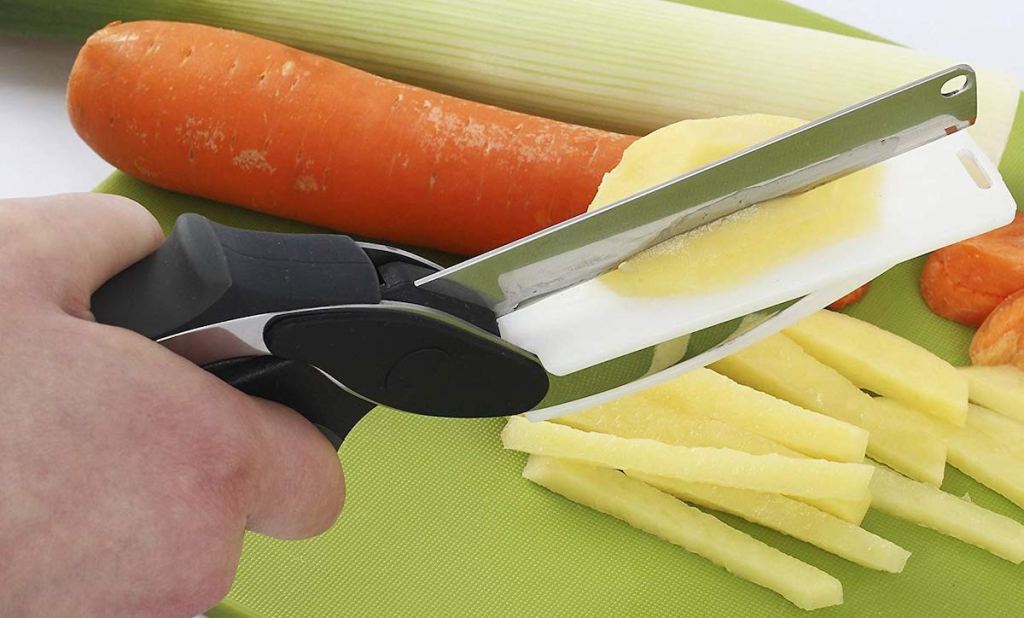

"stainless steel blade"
[416,65,977,316]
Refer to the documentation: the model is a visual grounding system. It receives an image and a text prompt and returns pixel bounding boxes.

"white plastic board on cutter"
[499,131,1018,377]
[524,270,880,422]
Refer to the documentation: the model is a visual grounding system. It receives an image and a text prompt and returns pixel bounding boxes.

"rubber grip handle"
[91,214,381,339]
[91,214,384,450]
[204,356,375,449]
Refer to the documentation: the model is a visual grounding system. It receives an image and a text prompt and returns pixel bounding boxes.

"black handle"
[92,214,381,339]
[91,214,383,448]
[91,214,549,451]
[204,356,375,449]
[265,305,549,418]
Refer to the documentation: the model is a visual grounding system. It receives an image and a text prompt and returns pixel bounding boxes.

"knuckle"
[0,202,35,257]
[178,438,255,508]
[86,192,164,240]
[0,199,69,295]
[170,406,262,515]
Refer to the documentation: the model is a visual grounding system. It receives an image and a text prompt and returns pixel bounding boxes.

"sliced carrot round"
[939,214,1024,295]
[920,252,1007,327]
[828,283,870,310]
[920,213,1024,326]
[971,288,1024,369]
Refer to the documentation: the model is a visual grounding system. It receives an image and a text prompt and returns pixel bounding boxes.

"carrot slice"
[920,252,1007,327]
[940,213,1024,296]
[828,283,870,310]
[971,288,1024,369]
[920,213,1024,326]
[68,21,636,255]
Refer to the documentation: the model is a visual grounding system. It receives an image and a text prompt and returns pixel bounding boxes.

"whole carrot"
[68,21,637,254]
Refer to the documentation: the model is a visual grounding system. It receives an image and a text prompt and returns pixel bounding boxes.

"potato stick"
[872,399,1024,511]
[502,417,873,502]
[785,311,967,426]
[559,397,803,456]
[868,463,1024,563]
[959,365,1024,423]
[523,455,843,610]
[559,398,869,523]
[711,333,947,485]
[631,472,909,572]
[965,404,1024,461]
[643,368,869,462]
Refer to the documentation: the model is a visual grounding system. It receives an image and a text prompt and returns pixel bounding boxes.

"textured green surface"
[88,1,1024,616]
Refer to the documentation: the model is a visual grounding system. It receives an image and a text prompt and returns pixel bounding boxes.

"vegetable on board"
[11,0,1019,162]
[68,20,636,255]
[971,288,1024,371]
[920,213,1024,327]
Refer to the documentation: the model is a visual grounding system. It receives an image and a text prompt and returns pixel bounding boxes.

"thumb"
[241,396,346,539]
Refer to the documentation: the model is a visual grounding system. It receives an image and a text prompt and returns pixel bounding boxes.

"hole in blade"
[957,148,992,189]
[940,74,970,97]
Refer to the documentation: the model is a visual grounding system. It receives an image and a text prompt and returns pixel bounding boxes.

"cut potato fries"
[560,397,868,523]
[868,463,1024,563]
[871,399,1024,511]
[785,311,968,426]
[959,365,1024,423]
[631,472,910,572]
[523,456,844,610]
[711,333,947,485]
[507,309,1024,609]
[502,417,874,501]
[966,405,1024,461]
[559,396,803,457]
[642,368,869,462]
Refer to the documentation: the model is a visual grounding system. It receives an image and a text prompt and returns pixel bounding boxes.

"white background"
[1,0,1022,200]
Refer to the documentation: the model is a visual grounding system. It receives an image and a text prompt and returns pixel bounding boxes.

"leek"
[2,0,1018,161]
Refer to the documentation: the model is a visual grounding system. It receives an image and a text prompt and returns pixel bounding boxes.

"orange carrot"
[971,288,1024,369]
[938,213,1024,294]
[919,253,1006,327]
[920,213,1024,327]
[68,21,636,255]
[828,283,870,310]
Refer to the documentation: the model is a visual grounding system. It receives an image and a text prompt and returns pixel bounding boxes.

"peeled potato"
[587,114,878,297]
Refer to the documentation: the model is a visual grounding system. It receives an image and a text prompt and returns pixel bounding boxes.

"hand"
[0,194,344,618]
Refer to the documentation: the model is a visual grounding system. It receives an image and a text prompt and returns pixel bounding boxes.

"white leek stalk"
[9,0,1019,160]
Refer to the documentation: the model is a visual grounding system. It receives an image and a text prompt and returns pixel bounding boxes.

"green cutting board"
[92,1,1024,616]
